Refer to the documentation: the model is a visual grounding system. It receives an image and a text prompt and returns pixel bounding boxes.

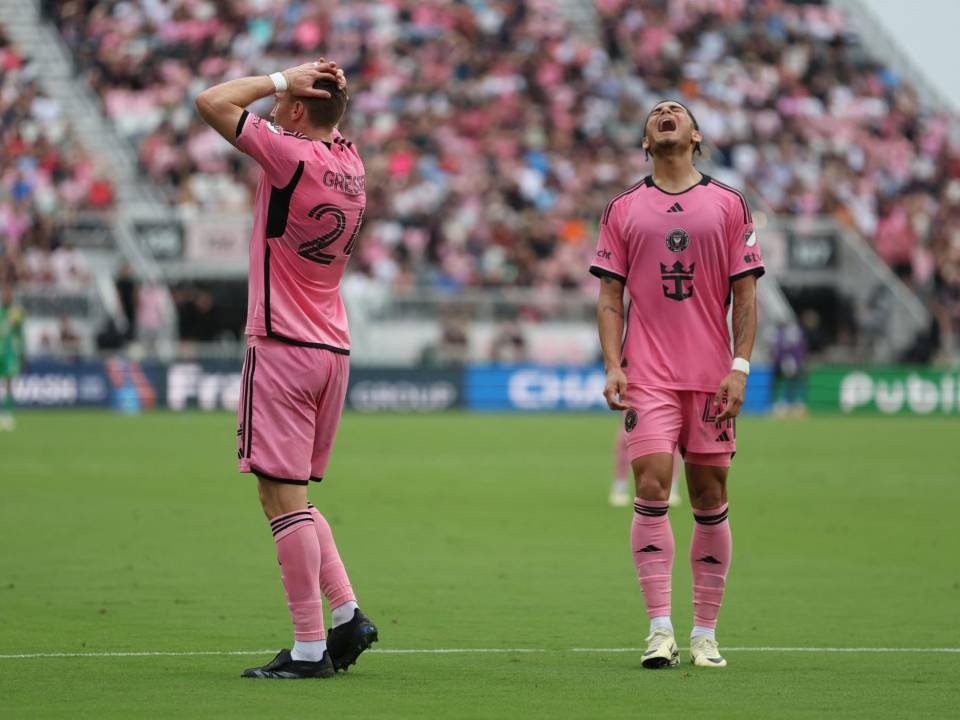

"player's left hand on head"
[714,370,747,421]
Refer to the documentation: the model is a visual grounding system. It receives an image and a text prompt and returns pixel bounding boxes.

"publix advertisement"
[809,366,960,416]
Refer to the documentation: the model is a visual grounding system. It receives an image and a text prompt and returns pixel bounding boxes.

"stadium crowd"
[0,24,113,292]
[32,0,960,360]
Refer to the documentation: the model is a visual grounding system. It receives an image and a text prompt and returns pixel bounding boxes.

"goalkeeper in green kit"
[0,284,25,431]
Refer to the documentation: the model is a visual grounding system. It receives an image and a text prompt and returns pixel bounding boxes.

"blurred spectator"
[421,315,470,367]
[0,24,113,294]
[490,321,529,364]
[58,315,83,358]
[115,261,137,341]
[770,322,807,417]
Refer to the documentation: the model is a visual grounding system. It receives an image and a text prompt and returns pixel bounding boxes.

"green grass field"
[1,411,959,718]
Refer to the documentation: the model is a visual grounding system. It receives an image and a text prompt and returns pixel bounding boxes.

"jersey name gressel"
[323,170,365,195]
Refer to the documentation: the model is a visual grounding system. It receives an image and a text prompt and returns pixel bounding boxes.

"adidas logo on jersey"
[666,202,684,213]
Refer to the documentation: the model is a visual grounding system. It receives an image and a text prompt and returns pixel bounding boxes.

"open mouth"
[658,117,677,132]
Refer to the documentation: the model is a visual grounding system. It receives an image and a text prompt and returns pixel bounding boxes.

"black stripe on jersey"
[265,331,351,354]
[252,465,309,486]
[729,267,765,283]
[589,266,626,284]
[264,244,272,335]
[601,180,645,225]
[245,347,256,459]
[266,161,305,239]
[235,109,249,138]
[709,179,752,224]
[643,174,711,194]
[309,476,323,483]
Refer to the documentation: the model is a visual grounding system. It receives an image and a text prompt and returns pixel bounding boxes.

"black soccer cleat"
[327,608,379,672]
[240,649,335,679]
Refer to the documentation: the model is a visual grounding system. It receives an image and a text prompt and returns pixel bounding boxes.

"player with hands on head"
[592,100,764,669]
[196,58,377,680]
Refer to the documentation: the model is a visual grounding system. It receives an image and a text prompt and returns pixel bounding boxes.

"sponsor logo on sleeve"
[744,230,757,247]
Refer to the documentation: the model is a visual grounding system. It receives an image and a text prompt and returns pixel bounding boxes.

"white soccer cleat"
[641,628,679,669]
[668,487,682,507]
[0,414,13,431]
[689,635,727,668]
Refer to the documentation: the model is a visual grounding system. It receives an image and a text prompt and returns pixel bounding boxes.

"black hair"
[643,99,702,159]
[303,78,348,129]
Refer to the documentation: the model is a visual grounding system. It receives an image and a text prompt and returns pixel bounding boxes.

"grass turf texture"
[1,412,958,719]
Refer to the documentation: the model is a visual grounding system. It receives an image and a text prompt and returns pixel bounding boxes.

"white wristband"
[269,72,288,92]
[732,357,750,376]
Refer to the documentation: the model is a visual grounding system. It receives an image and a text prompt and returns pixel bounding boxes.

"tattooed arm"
[715,274,759,421]
[597,275,629,410]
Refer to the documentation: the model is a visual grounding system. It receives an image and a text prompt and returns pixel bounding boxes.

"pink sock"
[615,430,631,480]
[308,504,356,610]
[690,503,732,629]
[270,510,325,641]
[631,499,674,619]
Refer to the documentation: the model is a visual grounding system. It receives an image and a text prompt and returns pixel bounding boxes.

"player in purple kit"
[590,101,764,669]
[196,59,377,679]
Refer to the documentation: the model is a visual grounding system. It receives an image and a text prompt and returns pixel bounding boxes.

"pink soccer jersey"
[590,175,764,392]
[235,111,365,352]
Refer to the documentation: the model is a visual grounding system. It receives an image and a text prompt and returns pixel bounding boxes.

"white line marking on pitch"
[1,647,959,660]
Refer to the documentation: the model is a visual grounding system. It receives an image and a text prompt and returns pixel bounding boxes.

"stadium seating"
[0,23,114,289]
[20,1,960,360]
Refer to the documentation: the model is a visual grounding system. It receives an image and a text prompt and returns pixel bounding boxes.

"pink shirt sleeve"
[235,111,303,185]
[725,196,765,281]
[590,200,628,282]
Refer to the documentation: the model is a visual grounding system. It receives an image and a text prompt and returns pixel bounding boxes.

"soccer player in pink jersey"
[590,100,764,669]
[196,59,377,679]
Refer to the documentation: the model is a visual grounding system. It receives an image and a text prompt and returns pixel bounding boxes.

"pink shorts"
[237,335,349,484]
[622,384,735,468]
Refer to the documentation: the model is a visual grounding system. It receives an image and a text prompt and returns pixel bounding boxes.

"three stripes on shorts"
[238,347,257,460]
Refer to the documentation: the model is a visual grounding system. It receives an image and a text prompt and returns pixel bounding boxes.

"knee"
[635,469,670,501]
[688,479,726,510]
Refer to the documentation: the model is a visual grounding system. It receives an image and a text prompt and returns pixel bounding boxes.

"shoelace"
[646,628,674,644]
[691,636,720,656]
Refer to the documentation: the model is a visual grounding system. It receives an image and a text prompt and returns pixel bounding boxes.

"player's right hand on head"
[282,59,346,98]
[603,368,629,411]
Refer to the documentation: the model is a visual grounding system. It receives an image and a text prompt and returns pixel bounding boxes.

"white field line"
[1,647,959,660]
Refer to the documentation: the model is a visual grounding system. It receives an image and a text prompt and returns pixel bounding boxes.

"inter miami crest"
[665,228,689,253]
[660,260,695,301]
[625,409,638,433]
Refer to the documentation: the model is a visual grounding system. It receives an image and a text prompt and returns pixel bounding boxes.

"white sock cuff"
[331,600,359,628]
[649,616,673,633]
[291,639,327,662]
[691,625,716,641]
